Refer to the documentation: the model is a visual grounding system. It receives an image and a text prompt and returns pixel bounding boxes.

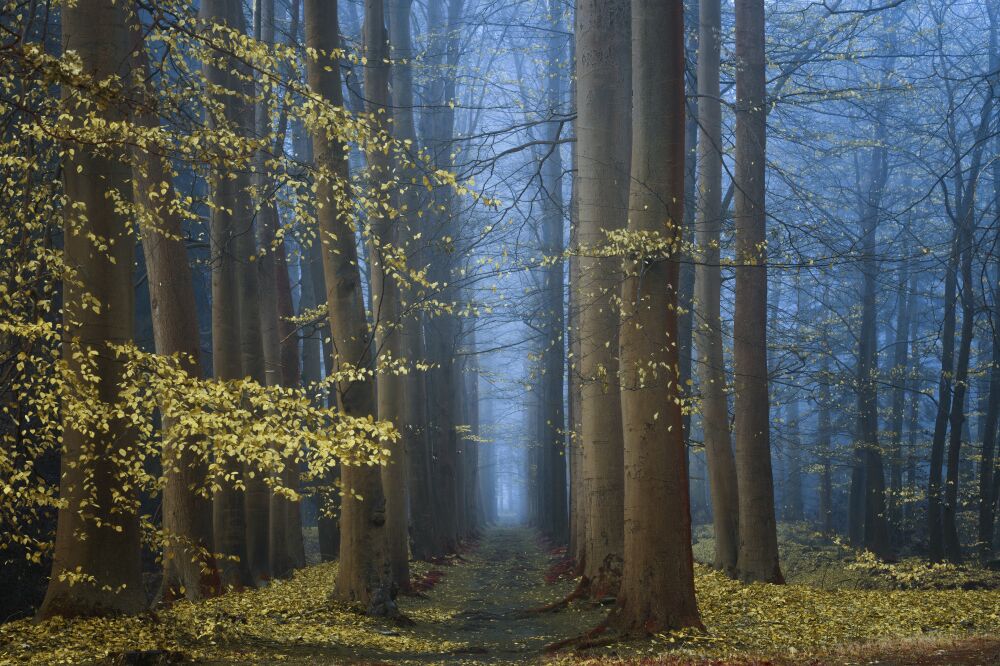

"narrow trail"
[332,526,605,664]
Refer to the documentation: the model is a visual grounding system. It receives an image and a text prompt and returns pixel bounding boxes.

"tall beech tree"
[574,0,630,597]
[732,0,782,584]
[535,0,569,542]
[232,26,272,584]
[304,0,396,616]
[126,12,220,601]
[614,0,701,634]
[387,0,437,564]
[849,37,894,558]
[201,0,255,590]
[364,0,410,591]
[420,0,465,557]
[694,0,739,576]
[38,0,145,619]
[254,0,306,579]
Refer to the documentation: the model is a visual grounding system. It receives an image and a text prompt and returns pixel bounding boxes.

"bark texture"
[201,0,255,590]
[694,0,739,576]
[733,0,783,584]
[574,0,630,597]
[614,0,701,635]
[305,0,396,615]
[38,0,145,618]
[126,13,219,602]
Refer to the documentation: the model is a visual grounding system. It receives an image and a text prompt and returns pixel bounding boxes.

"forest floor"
[2,526,1000,664]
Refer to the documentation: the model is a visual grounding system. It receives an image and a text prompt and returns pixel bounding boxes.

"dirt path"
[207,527,1000,665]
[340,526,604,664]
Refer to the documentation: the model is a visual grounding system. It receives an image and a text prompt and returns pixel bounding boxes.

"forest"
[2,0,1000,663]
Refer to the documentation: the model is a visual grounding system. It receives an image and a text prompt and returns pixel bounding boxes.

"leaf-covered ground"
[1,527,999,664]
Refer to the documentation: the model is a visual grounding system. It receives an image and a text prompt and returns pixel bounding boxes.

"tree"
[231,0,272,581]
[888,253,913,539]
[419,0,466,557]
[848,34,895,558]
[614,0,701,634]
[201,0,255,590]
[694,0,740,576]
[365,0,410,591]
[304,0,396,616]
[574,0,630,597]
[980,12,1000,562]
[537,0,569,543]
[386,0,436,565]
[126,10,220,601]
[38,0,145,619]
[255,0,306,579]
[851,121,892,560]
[733,0,782,585]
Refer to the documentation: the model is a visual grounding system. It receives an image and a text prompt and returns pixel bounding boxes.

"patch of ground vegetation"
[693,523,1000,591]
[1,527,999,665]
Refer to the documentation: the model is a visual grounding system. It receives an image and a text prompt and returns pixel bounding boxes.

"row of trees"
[4,0,1000,637]
[2,0,493,620]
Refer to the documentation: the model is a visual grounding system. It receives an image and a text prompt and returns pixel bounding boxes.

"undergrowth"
[692,523,1000,591]
[1,527,998,665]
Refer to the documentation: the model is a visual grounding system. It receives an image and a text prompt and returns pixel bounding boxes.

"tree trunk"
[419,0,464,558]
[201,0,256,591]
[235,96,272,585]
[930,27,996,561]
[386,0,435,567]
[293,119,341,562]
[251,0,300,581]
[273,0,307,577]
[364,0,411,592]
[125,13,220,602]
[818,313,834,535]
[574,0,630,598]
[568,60,586,566]
[981,49,1000,562]
[38,0,145,618]
[539,0,568,543]
[614,0,701,635]
[785,387,804,522]
[943,221,975,563]
[888,257,912,540]
[928,227,959,562]
[979,265,1000,564]
[273,240,307,573]
[854,137,892,560]
[733,0,782,584]
[694,0,739,576]
[304,0,396,616]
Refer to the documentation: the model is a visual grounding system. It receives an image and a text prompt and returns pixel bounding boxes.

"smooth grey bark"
[888,255,913,538]
[201,0,255,590]
[615,0,701,635]
[305,0,396,615]
[733,0,782,584]
[38,0,145,618]
[419,0,465,557]
[126,12,219,601]
[537,0,568,542]
[364,0,411,592]
[694,0,739,576]
[574,0,630,597]
[386,0,435,566]
[852,131,891,560]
